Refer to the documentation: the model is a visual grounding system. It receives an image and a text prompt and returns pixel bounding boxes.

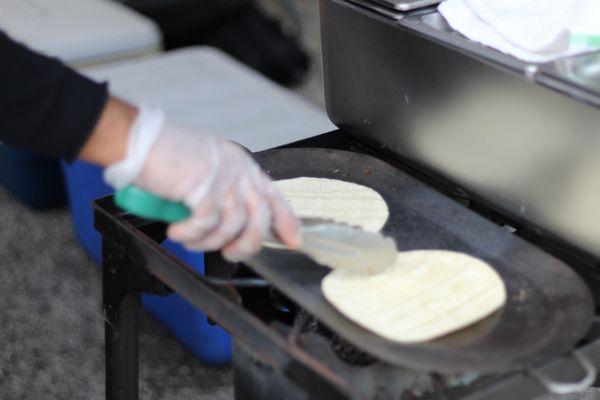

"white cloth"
[439,0,600,63]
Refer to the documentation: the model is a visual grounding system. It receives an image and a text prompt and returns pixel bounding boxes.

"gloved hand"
[104,107,302,260]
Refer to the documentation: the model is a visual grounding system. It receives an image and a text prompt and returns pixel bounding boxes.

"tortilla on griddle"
[275,177,389,232]
[277,177,505,343]
[322,250,506,343]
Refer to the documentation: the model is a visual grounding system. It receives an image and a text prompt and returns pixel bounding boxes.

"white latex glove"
[104,107,302,260]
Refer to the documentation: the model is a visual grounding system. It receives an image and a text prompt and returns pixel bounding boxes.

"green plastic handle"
[114,185,191,223]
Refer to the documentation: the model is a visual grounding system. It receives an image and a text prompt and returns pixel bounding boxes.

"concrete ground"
[0,0,597,399]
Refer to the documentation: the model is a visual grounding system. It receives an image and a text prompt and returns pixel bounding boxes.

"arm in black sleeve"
[0,30,108,160]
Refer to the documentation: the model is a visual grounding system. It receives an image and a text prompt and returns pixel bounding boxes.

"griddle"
[244,147,594,373]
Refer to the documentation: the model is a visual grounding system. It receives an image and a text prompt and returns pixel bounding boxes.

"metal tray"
[320,0,600,261]
[366,0,441,12]
[245,148,594,373]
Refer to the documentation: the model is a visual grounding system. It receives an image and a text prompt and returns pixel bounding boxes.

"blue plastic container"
[0,145,65,209]
[62,160,232,364]
[61,160,111,263]
[145,239,231,364]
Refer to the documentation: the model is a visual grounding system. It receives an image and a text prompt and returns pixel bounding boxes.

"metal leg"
[105,293,140,400]
[104,242,140,400]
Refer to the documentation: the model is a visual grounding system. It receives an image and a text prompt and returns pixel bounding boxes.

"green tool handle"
[114,185,191,223]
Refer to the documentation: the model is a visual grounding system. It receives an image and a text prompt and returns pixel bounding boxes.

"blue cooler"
[145,239,231,364]
[62,161,111,263]
[0,146,65,209]
[62,160,231,364]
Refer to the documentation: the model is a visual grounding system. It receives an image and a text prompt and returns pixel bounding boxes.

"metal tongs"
[114,186,398,273]
[263,217,398,273]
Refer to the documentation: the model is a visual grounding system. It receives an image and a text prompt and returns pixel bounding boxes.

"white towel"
[439,0,600,63]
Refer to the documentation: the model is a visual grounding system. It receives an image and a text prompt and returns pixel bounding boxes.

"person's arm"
[101,107,302,260]
[0,30,108,160]
[78,97,137,166]
[0,30,301,260]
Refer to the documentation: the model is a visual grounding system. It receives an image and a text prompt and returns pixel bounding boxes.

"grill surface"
[245,146,593,373]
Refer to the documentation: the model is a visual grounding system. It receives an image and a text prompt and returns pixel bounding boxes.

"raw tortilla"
[275,177,389,232]
[322,250,506,343]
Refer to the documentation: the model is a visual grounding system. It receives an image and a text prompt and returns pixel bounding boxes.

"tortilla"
[275,177,389,232]
[321,250,506,343]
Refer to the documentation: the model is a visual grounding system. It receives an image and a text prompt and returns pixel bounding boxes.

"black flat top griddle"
[245,148,594,373]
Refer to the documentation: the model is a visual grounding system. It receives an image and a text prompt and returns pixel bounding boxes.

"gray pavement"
[0,188,232,400]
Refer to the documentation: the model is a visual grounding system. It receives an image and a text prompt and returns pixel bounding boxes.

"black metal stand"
[95,199,356,400]
[103,240,141,400]
[105,292,140,400]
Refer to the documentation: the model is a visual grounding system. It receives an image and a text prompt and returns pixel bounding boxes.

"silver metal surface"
[321,0,600,258]
[345,0,440,18]
[345,0,405,19]
[370,0,442,11]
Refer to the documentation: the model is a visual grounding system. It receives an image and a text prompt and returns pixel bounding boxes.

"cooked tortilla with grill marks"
[275,177,389,232]
[322,250,506,343]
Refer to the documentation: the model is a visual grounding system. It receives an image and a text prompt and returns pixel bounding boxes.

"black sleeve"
[0,30,108,160]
